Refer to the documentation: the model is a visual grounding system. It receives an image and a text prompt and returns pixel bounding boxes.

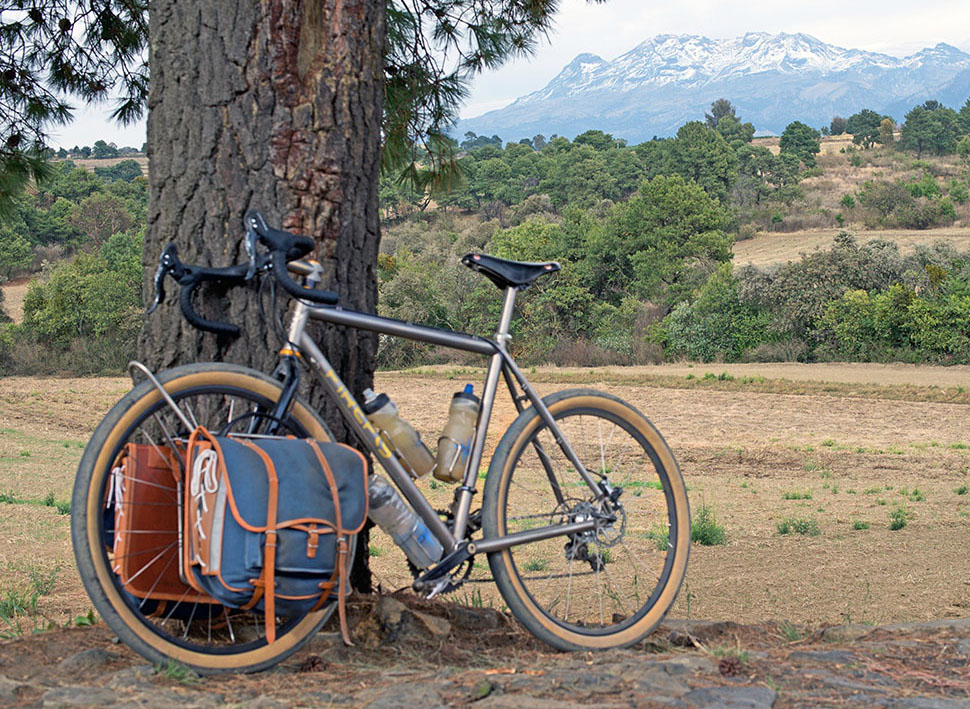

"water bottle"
[367,474,443,569]
[435,384,480,483]
[362,389,435,478]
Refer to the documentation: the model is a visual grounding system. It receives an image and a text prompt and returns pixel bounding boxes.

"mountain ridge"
[457,33,970,142]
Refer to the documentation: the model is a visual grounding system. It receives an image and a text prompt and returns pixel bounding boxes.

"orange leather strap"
[238,439,280,644]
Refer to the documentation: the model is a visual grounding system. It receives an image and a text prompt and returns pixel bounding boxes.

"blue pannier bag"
[183,427,368,644]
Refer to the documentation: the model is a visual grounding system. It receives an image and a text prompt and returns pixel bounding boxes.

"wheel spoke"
[74,367,345,671]
[488,394,688,648]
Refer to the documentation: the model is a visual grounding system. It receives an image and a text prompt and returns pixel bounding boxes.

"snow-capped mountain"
[456,33,970,143]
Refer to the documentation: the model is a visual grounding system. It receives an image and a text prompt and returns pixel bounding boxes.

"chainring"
[407,508,481,595]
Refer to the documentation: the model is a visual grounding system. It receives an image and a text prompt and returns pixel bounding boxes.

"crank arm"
[412,541,473,593]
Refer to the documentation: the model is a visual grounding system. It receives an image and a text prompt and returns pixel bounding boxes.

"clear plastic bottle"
[435,384,480,483]
[367,474,443,569]
[362,389,434,478]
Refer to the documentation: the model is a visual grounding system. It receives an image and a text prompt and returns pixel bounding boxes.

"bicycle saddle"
[461,253,561,290]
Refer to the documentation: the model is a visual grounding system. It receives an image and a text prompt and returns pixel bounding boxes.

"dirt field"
[1,277,29,324]
[752,133,857,157]
[733,226,970,268]
[62,156,148,176]
[2,364,970,638]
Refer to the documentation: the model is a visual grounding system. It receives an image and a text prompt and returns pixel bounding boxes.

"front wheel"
[482,389,690,651]
[71,362,347,674]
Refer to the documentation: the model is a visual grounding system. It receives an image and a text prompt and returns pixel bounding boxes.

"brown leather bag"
[110,444,213,606]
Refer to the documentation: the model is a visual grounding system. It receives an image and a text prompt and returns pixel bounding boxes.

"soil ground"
[1,277,30,324]
[733,226,970,268]
[2,595,970,707]
[2,364,970,703]
[2,364,970,632]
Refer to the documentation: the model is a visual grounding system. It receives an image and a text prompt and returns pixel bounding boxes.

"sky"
[48,0,970,148]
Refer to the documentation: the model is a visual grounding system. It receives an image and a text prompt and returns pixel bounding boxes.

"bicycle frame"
[280,263,608,570]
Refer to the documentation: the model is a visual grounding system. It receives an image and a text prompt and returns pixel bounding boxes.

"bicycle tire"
[482,389,690,651]
[71,362,351,674]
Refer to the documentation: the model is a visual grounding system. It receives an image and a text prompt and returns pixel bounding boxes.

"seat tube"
[452,286,518,540]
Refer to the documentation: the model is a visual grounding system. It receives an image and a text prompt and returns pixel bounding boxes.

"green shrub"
[889,505,909,531]
[776,516,820,536]
[691,503,727,546]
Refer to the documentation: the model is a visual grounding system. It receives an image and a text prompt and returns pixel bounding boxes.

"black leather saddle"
[461,253,561,290]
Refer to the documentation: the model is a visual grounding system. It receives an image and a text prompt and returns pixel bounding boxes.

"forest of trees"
[3,95,970,374]
[0,159,145,373]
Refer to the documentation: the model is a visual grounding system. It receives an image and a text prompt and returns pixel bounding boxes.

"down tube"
[297,333,457,551]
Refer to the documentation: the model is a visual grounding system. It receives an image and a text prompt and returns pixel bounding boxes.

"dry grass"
[1,277,30,324]
[753,133,856,156]
[60,156,148,176]
[734,226,970,268]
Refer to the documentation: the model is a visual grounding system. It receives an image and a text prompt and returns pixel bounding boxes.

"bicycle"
[71,211,691,673]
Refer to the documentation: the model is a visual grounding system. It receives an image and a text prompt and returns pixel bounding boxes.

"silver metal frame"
[283,264,604,558]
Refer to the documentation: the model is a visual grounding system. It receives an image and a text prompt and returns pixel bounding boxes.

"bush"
[949,180,969,206]
[12,231,143,374]
[657,264,771,361]
[691,503,727,546]
[777,516,820,536]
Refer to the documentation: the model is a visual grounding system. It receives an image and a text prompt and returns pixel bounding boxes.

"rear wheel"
[482,389,690,651]
[71,362,347,674]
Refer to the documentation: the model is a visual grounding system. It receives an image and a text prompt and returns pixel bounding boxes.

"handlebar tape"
[272,256,339,304]
[178,274,242,337]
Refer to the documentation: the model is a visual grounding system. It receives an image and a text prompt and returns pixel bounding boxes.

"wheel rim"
[82,379,331,661]
[498,404,682,636]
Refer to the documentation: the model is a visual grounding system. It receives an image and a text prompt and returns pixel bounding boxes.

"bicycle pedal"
[425,577,452,600]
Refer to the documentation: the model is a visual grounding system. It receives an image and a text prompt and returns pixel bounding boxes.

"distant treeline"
[3,94,970,374]
[0,159,146,374]
[377,98,970,367]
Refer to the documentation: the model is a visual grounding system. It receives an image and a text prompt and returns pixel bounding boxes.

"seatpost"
[452,287,518,540]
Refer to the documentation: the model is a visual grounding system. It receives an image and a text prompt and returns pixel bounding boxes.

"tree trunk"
[140,0,384,591]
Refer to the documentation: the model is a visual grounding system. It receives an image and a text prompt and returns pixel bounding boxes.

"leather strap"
[307,440,354,646]
[237,438,280,644]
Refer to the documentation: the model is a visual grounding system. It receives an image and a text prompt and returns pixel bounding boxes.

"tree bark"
[140,0,384,590]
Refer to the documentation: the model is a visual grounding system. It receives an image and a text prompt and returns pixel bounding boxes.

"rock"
[301,690,355,705]
[0,674,30,702]
[631,665,691,697]
[662,620,745,644]
[376,596,407,628]
[42,685,119,707]
[682,686,777,708]
[881,619,970,635]
[478,698,609,709]
[787,650,859,665]
[886,699,970,708]
[57,648,120,675]
[820,623,873,643]
[106,664,156,690]
[118,688,224,707]
[657,655,718,676]
[956,637,970,656]
[411,610,451,637]
[363,681,444,708]
[237,697,292,708]
[448,606,505,631]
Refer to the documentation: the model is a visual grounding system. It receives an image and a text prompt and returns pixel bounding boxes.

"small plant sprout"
[691,503,727,546]
[889,505,909,531]
[777,516,820,536]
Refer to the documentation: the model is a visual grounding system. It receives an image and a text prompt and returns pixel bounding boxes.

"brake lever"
[244,227,259,280]
[147,243,185,314]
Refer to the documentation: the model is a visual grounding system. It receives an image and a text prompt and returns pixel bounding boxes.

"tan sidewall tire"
[482,389,690,651]
[71,363,338,673]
